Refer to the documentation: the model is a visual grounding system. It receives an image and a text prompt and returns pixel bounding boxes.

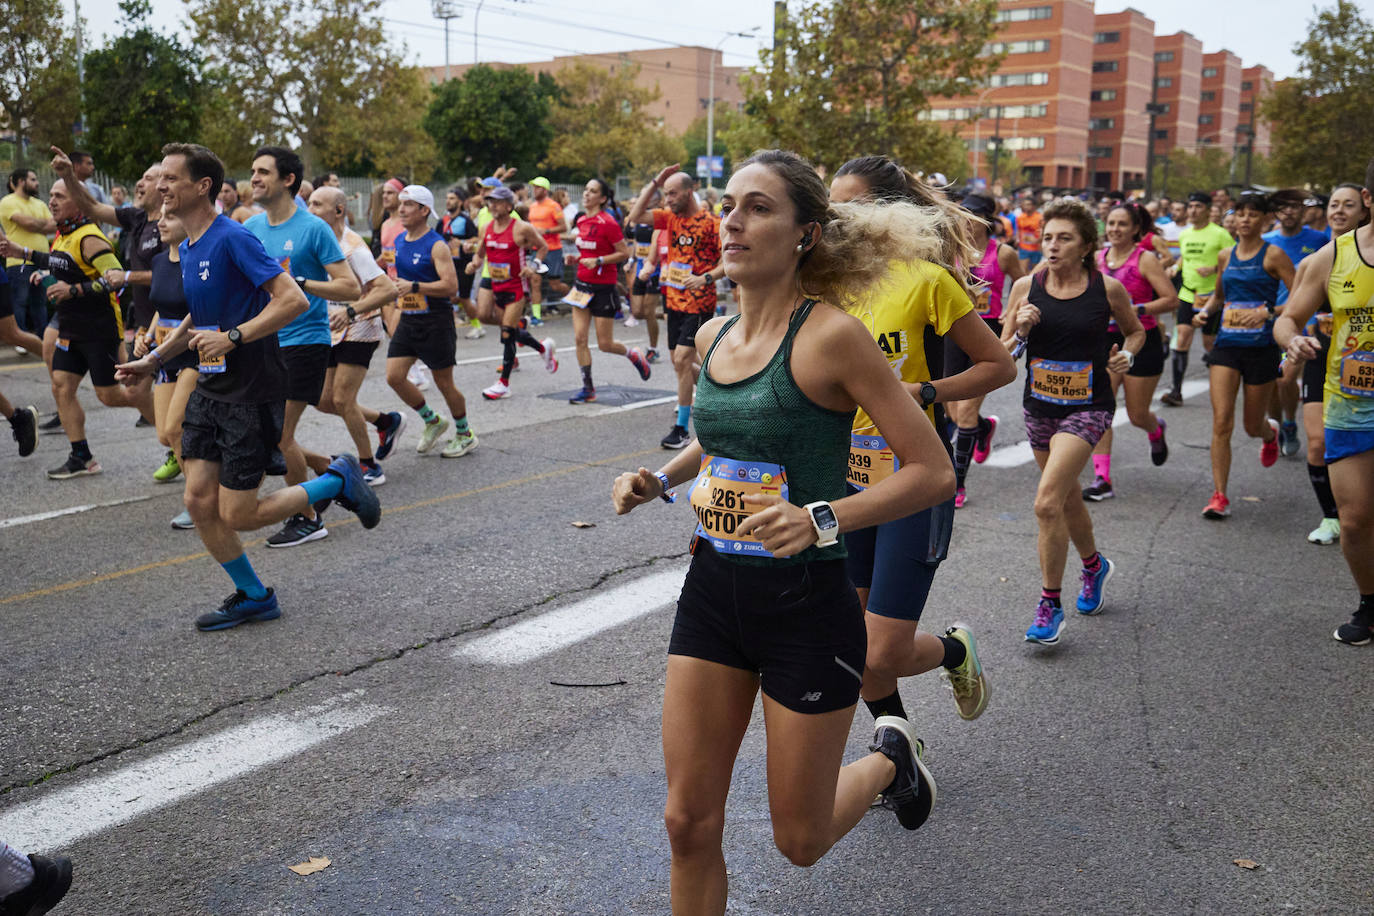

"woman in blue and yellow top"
[827,156,1014,728]
[1276,164,1374,646]
[612,150,955,914]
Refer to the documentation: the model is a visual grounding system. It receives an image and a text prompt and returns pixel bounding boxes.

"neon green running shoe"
[940,623,988,721]
[416,417,450,454]
[153,450,181,482]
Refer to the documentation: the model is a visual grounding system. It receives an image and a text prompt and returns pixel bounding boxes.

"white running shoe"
[482,380,511,400]
[624,314,638,327]
[464,324,486,339]
[408,363,431,390]
[1308,517,1340,545]
[542,338,558,373]
[416,417,450,454]
[442,430,478,458]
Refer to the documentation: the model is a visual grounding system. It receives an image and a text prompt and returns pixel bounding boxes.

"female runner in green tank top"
[612,150,956,915]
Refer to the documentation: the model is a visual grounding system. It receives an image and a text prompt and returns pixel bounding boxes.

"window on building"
[1158,103,1171,113]
[1088,146,1113,159]
[1090,118,1115,130]
[1025,166,1045,184]
[1092,60,1119,73]
[987,39,1051,54]
[1094,31,1120,43]
[1202,66,1218,78]
[1155,76,1173,88]
[1198,114,1214,124]
[989,71,1050,88]
[1003,136,1047,151]
[1241,80,1253,91]
[1154,129,1169,139]
[996,5,1052,22]
[1155,51,1174,62]
[1239,102,1252,112]
[923,101,1048,122]
[1090,89,1118,102]
[1201,91,1215,101]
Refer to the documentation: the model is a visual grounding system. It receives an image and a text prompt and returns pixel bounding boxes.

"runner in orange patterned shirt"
[625,164,723,449]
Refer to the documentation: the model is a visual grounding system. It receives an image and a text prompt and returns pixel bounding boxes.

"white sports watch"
[803,500,841,548]
[1120,348,1135,369]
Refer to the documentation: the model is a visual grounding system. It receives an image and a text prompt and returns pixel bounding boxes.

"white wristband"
[1120,349,1135,368]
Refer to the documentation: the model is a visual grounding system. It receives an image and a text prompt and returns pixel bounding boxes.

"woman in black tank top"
[1001,198,1142,648]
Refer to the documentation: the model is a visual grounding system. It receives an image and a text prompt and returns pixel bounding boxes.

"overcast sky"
[76,0,1373,82]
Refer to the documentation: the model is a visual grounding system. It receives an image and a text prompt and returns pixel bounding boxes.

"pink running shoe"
[972,415,998,464]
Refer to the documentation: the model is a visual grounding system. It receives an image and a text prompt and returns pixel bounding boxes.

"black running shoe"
[1150,418,1169,466]
[38,412,63,434]
[660,424,690,449]
[135,414,153,428]
[1081,476,1115,501]
[871,716,936,830]
[10,404,37,457]
[266,513,328,548]
[1333,606,1374,646]
[195,589,281,631]
[1160,390,1183,407]
[0,854,72,916]
[46,453,101,479]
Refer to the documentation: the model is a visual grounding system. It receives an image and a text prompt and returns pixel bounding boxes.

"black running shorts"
[669,541,866,715]
[1108,326,1166,378]
[281,343,330,405]
[666,310,707,351]
[51,338,119,387]
[1204,344,1283,387]
[329,340,378,369]
[388,314,457,370]
[181,389,285,491]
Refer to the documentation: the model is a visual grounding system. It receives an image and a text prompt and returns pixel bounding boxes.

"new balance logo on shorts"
[799,691,823,703]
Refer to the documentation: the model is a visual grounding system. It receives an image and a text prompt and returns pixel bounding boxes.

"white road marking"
[982,377,1212,468]
[594,395,679,415]
[455,565,687,665]
[0,494,156,530]
[0,695,386,851]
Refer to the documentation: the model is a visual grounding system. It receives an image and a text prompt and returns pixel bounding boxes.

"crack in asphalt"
[1,550,689,796]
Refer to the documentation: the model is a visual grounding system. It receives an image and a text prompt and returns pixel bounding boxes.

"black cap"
[960,195,996,218]
[1187,191,1211,205]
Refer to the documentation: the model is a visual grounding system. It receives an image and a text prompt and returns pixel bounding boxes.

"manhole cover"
[541,385,676,406]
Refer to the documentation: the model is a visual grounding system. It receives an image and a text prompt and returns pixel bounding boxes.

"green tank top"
[693,300,856,565]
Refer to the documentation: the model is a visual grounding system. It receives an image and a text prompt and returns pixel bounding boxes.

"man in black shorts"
[244,146,359,547]
[116,143,379,631]
[0,179,154,478]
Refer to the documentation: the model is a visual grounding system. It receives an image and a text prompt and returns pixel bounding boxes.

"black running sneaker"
[1081,476,1114,501]
[38,412,63,434]
[1150,418,1169,466]
[266,513,328,548]
[10,404,37,457]
[871,716,936,830]
[0,854,72,915]
[1333,606,1374,646]
[660,425,690,449]
[46,453,101,479]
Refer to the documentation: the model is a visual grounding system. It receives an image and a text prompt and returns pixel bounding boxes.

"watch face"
[812,504,838,529]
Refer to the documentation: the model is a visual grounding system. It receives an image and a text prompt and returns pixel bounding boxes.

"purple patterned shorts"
[1024,408,1115,452]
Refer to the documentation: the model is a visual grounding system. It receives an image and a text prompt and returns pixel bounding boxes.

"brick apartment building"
[1240,65,1274,157]
[934,0,1272,191]
[427,46,744,136]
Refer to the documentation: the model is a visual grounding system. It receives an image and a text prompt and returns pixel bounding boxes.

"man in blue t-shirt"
[115,143,378,632]
[245,146,359,548]
[1264,187,1333,455]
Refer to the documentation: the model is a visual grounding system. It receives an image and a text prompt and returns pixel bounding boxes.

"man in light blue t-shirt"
[245,145,359,548]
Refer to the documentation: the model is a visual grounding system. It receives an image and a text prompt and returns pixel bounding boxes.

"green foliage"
[423,65,555,178]
[1263,0,1374,190]
[544,62,686,181]
[733,0,1001,173]
[0,0,82,162]
[82,0,205,179]
[185,0,437,179]
[682,103,743,183]
[1149,148,1272,199]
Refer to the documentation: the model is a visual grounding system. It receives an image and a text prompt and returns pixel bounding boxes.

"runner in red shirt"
[468,186,557,400]
[563,177,650,404]
[626,164,723,448]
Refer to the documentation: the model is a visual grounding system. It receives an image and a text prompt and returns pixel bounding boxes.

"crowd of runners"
[2,138,1372,915]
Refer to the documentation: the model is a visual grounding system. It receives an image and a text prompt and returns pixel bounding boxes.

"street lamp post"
[706,28,759,190]
[972,85,997,180]
[432,0,462,82]
[473,0,486,64]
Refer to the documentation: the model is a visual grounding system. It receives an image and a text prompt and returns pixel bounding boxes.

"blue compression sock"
[300,473,344,505]
[676,405,691,429]
[221,553,268,600]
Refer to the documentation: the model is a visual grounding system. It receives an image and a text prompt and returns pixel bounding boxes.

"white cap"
[399,184,434,213]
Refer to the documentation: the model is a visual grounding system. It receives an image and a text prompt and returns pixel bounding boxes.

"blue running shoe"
[1024,598,1064,644]
[326,454,382,529]
[1076,554,1114,615]
[376,412,406,460]
[569,386,597,404]
[362,463,385,486]
[196,589,280,631]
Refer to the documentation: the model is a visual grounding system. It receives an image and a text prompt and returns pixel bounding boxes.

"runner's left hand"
[1106,343,1130,375]
[612,467,660,514]
[737,494,816,558]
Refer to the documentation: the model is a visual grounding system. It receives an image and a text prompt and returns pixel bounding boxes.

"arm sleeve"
[90,250,123,274]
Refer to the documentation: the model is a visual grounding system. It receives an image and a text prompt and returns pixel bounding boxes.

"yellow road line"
[1,447,658,606]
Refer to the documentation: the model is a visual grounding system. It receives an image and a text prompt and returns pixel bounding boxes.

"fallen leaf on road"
[571,521,596,528]
[1241,497,1261,503]
[999,577,1008,583]
[288,856,332,876]
[1233,858,1259,870]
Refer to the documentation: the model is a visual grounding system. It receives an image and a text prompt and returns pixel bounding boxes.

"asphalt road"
[0,313,1367,915]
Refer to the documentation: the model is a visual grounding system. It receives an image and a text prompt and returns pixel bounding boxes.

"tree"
[82,0,206,180]
[423,65,555,178]
[544,63,685,180]
[184,0,437,178]
[730,0,1001,173]
[1263,0,1374,190]
[683,103,744,183]
[1148,148,1271,199]
[0,0,83,163]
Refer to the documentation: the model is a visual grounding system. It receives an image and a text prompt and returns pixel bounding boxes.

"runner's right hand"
[1286,335,1320,362]
[613,467,660,514]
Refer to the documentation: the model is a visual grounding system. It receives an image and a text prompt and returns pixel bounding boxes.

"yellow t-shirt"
[0,192,51,267]
[851,258,974,433]
[1324,230,1374,430]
